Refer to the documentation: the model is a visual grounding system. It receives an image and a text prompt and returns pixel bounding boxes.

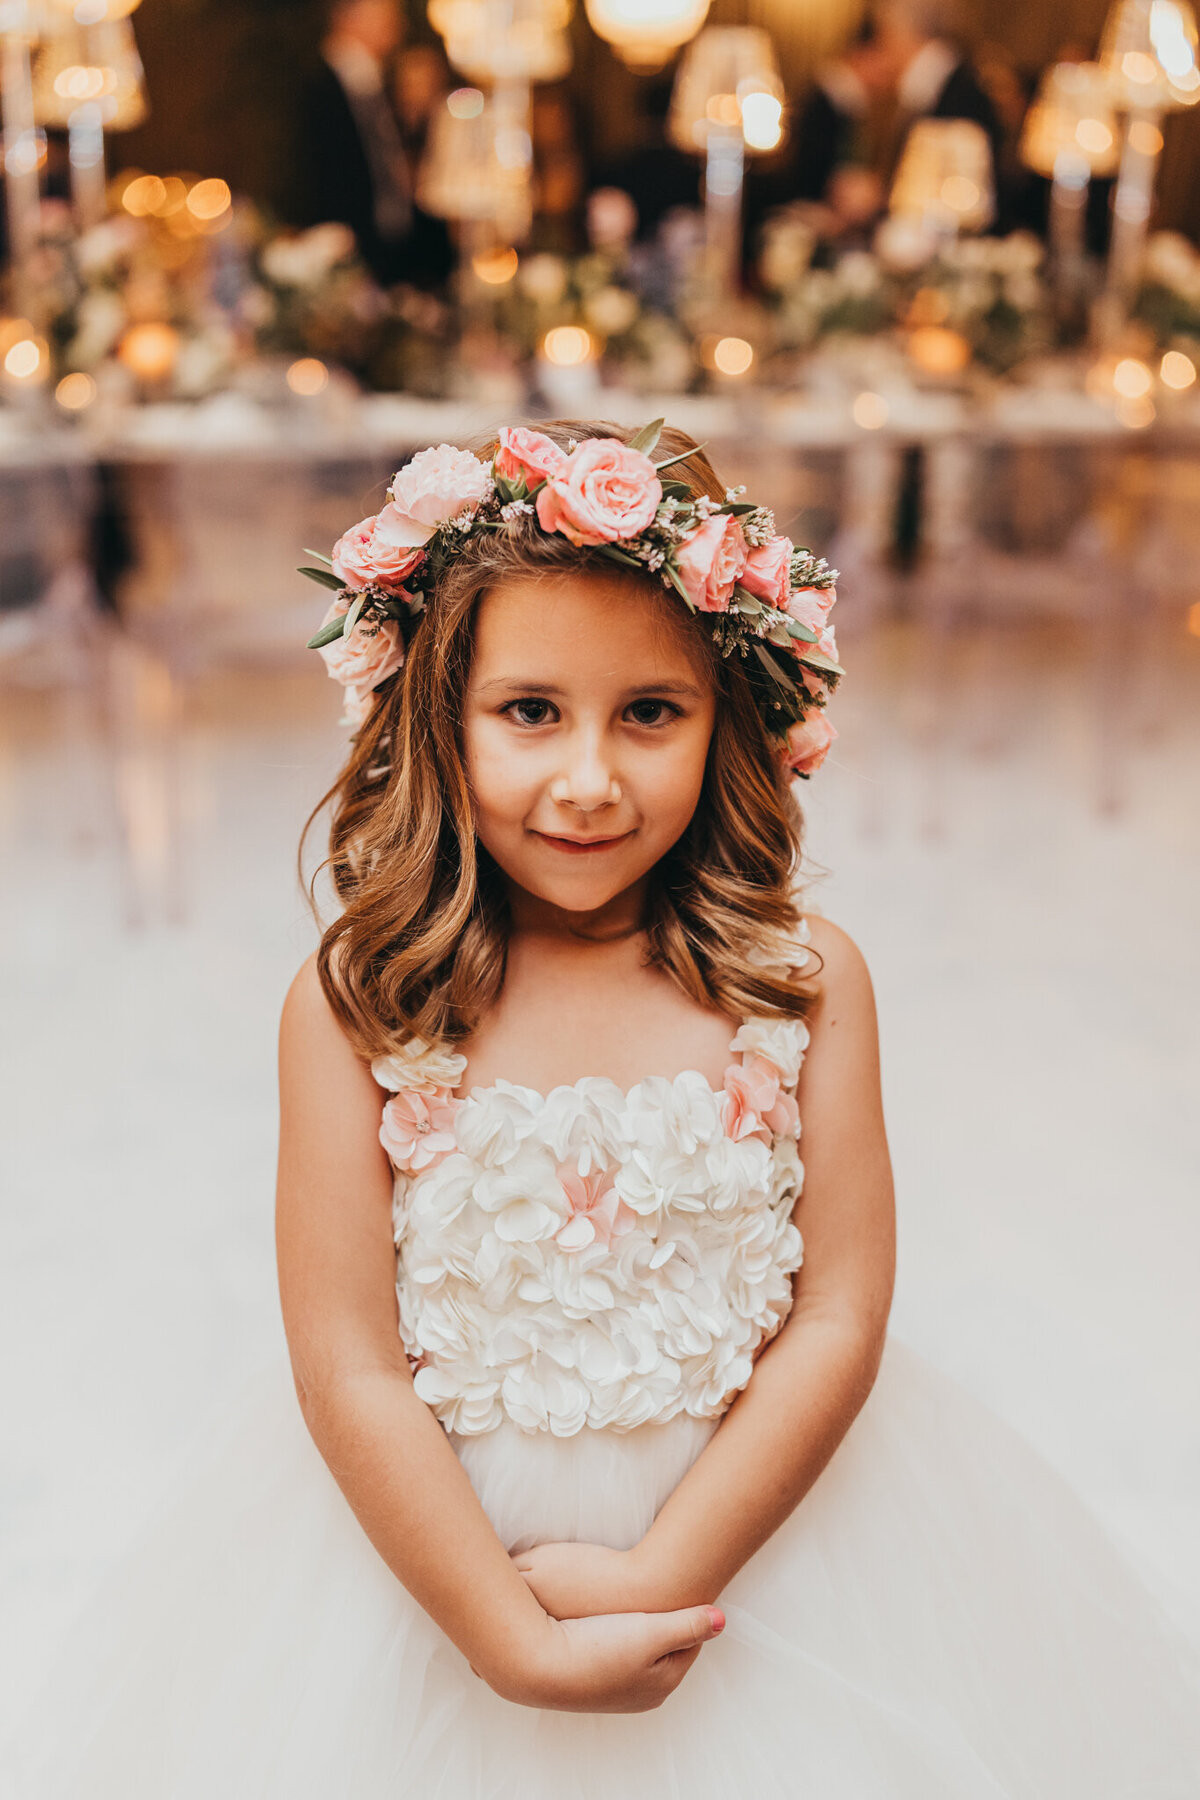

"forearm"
[633,1307,885,1608]
[298,1363,549,1689]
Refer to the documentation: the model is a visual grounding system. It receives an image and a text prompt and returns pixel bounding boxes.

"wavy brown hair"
[300,420,819,1059]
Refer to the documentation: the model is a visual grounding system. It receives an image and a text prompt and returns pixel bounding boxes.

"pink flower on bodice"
[721,1054,799,1145]
[380,1087,460,1173]
[555,1168,637,1253]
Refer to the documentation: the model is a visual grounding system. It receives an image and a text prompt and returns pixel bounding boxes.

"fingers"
[647,1604,726,1663]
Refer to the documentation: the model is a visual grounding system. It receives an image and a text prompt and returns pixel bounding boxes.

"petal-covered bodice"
[372,983,810,1438]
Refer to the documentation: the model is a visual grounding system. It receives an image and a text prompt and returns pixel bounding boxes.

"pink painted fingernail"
[707,1607,725,1633]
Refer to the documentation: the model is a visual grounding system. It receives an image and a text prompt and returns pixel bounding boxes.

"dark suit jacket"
[291,61,452,290]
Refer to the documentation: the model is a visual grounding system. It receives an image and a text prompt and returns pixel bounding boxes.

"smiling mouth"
[534,831,633,854]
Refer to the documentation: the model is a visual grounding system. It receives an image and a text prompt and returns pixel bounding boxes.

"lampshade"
[1098,0,1200,108]
[585,0,710,71]
[668,26,785,156]
[890,118,994,233]
[417,92,532,241]
[31,16,146,130]
[1019,62,1120,180]
[41,0,143,22]
[430,0,573,83]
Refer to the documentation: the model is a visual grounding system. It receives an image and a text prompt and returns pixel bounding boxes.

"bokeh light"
[740,91,783,151]
[542,325,593,366]
[117,321,180,381]
[56,371,98,410]
[1113,357,1153,399]
[4,336,47,381]
[187,178,231,221]
[287,358,329,396]
[472,246,519,285]
[1160,350,1197,390]
[446,87,484,119]
[852,391,890,430]
[712,335,754,376]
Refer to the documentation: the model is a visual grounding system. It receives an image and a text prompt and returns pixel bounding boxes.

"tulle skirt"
[5,1333,1200,1799]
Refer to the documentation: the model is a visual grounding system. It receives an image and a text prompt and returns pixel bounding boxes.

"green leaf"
[302,548,334,566]
[595,543,645,571]
[659,479,693,500]
[718,501,759,515]
[298,565,345,593]
[306,614,350,650]
[628,418,665,456]
[784,618,819,644]
[664,561,696,609]
[655,442,706,473]
[752,641,797,691]
[493,472,518,505]
[796,647,845,676]
[343,592,367,637]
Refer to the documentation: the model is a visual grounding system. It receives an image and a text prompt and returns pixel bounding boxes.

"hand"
[488,1604,726,1714]
[510,1540,651,1621]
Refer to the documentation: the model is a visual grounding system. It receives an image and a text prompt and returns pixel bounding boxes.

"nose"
[549,732,622,812]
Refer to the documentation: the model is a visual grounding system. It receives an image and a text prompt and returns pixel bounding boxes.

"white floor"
[2,613,1199,1745]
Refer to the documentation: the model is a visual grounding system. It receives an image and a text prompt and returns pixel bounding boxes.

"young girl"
[7,420,1200,1797]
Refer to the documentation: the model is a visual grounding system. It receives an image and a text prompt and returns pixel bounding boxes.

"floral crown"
[299,420,842,778]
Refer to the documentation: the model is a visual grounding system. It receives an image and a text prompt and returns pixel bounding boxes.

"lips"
[534,831,632,854]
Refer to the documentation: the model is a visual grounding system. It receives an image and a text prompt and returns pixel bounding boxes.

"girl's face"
[463,570,718,920]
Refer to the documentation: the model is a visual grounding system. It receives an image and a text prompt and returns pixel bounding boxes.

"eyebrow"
[474,678,707,699]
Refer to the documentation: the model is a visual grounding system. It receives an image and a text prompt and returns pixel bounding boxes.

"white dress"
[6,966,1200,1798]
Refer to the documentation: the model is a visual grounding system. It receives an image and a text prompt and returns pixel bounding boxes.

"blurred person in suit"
[293,0,451,289]
[875,0,1001,182]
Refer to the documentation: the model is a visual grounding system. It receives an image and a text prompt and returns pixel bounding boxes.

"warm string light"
[287,358,329,396]
[542,325,594,366]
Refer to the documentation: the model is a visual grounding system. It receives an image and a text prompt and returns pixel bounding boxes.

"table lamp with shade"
[32,15,146,228]
[1096,0,1200,329]
[585,0,709,72]
[1019,62,1118,327]
[668,25,785,305]
[888,118,995,239]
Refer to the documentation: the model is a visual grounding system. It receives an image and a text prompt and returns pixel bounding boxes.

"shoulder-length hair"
[300,420,818,1059]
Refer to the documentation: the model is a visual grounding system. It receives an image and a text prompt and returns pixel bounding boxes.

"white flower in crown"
[388,443,494,530]
[730,1018,810,1088]
[371,1038,468,1096]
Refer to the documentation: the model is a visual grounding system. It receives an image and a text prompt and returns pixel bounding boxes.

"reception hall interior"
[2,0,1199,1742]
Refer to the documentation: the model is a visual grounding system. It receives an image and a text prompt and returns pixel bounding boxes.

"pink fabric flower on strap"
[494,426,567,489]
[674,513,748,613]
[380,1087,461,1173]
[535,438,662,546]
[555,1169,637,1252]
[722,1055,800,1144]
[740,535,793,608]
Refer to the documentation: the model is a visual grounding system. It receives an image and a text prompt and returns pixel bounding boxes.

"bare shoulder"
[280,949,376,1088]
[799,915,878,1027]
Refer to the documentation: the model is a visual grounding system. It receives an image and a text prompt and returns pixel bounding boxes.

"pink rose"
[389,443,493,528]
[317,593,406,695]
[721,1054,799,1145]
[331,505,428,595]
[379,1086,460,1173]
[740,535,793,607]
[555,1169,637,1253]
[786,585,836,635]
[780,710,837,778]
[494,426,567,490]
[535,438,662,546]
[674,513,748,613]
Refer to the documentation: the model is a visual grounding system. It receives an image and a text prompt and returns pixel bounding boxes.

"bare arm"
[517,918,896,1615]
[276,953,721,1710]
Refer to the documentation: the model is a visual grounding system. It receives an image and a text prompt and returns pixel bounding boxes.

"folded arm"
[516,918,896,1618]
[276,953,722,1711]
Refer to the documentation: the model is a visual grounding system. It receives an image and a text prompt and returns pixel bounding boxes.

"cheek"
[464,716,538,824]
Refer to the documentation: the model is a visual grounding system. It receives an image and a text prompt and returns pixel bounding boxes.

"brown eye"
[626,699,680,726]
[505,699,556,726]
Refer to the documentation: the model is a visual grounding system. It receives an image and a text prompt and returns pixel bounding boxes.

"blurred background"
[2,0,1199,1746]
